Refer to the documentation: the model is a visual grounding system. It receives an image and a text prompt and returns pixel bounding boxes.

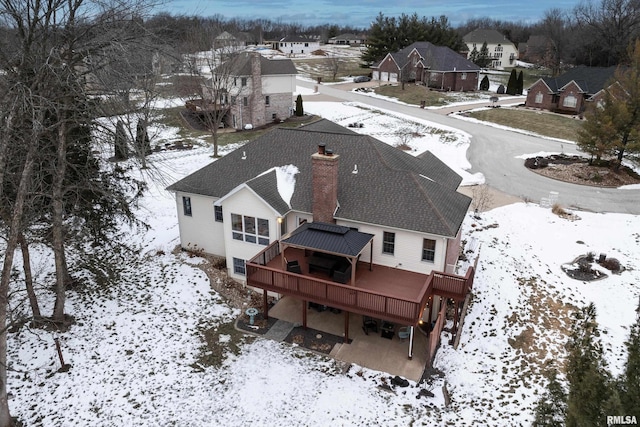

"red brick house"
[525,66,618,114]
[371,42,480,92]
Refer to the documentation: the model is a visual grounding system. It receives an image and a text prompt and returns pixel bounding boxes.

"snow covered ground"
[5,88,640,426]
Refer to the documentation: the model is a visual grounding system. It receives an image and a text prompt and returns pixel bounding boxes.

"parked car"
[353,76,371,83]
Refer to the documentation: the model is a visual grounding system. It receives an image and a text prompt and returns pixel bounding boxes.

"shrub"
[552,203,567,216]
[601,257,621,272]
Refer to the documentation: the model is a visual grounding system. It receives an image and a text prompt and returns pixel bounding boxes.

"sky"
[6,73,640,425]
[158,0,584,28]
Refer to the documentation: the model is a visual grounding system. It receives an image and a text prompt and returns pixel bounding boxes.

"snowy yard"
[6,94,640,426]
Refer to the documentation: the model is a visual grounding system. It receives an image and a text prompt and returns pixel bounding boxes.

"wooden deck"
[246,242,474,326]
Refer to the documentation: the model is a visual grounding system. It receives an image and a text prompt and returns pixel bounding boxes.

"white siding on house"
[174,192,226,256]
[263,74,296,95]
[221,187,282,283]
[335,220,448,275]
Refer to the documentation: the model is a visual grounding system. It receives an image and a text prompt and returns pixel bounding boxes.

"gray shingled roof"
[167,120,471,238]
[223,53,297,77]
[282,222,374,257]
[541,66,618,96]
[463,29,512,45]
[376,42,479,73]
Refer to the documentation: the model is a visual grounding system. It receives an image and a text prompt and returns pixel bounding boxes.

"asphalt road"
[299,80,640,214]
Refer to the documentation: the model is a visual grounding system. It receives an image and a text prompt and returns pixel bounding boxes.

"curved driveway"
[299,80,640,214]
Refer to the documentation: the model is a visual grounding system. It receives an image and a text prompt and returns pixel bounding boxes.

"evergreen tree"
[469,46,479,65]
[506,69,518,95]
[361,12,464,66]
[533,370,567,427]
[480,75,490,91]
[620,301,640,415]
[478,42,491,68]
[135,120,151,157]
[114,120,129,160]
[517,70,524,95]
[295,94,304,117]
[565,303,619,427]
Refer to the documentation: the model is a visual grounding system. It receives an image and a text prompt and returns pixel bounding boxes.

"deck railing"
[431,267,475,300]
[246,263,429,325]
[246,241,474,325]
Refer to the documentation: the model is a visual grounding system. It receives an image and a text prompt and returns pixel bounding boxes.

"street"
[299,79,640,214]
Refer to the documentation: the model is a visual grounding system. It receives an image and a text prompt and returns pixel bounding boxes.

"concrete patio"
[265,296,430,382]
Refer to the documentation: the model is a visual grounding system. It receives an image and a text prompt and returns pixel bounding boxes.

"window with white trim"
[214,205,223,222]
[535,92,543,103]
[182,196,192,216]
[233,257,246,275]
[563,94,578,108]
[382,232,395,255]
[241,77,247,87]
[422,238,436,262]
[231,214,269,245]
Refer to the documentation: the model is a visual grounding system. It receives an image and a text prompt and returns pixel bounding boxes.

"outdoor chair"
[362,316,378,335]
[286,260,302,274]
[397,327,410,341]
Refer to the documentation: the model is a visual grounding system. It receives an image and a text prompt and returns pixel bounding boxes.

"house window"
[231,213,269,245]
[265,95,270,106]
[214,205,223,222]
[382,232,395,255]
[233,257,246,275]
[182,196,192,216]
[241,77,247,87]
[233,77,237,86]
[422,238,436,262]
[535,92,543,103]
[243,97,248,107]
[461,72,467,80]
[563,94,578,108]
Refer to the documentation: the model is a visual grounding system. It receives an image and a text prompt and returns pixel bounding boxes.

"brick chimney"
[249,52,265,127]
[312,144,339,223]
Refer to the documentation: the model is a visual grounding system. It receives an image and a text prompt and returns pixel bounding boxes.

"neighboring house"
[167,120,475,362]
[200,52,297,129]
[327,33,366,45]
[372,41,480,92]
[463,29,518,68]
[213,31,245,51]
[525,66,618,114]
[272,36,320,55]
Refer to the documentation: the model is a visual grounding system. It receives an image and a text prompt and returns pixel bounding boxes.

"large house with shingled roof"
[463,28,518,69]
[372,41,480,92]
[167,119,475,364]
[525,65,618,115]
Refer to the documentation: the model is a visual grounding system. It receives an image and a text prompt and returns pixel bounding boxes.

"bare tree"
[187,46,244,157]
[0,1,155,423]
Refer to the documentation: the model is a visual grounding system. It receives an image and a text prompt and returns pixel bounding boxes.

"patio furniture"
[362,316,378,335]
[286,260,302,274]
[308,254,338,275]
[381,321,395,339]
[332,260,352,284]
[397,326,410,341]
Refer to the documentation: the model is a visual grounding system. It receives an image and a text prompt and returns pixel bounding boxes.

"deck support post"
[263,290,269,320]
[343,311,349,343]
[302,300,307,329]
[452,300,460,343]
[408,326,414,360]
